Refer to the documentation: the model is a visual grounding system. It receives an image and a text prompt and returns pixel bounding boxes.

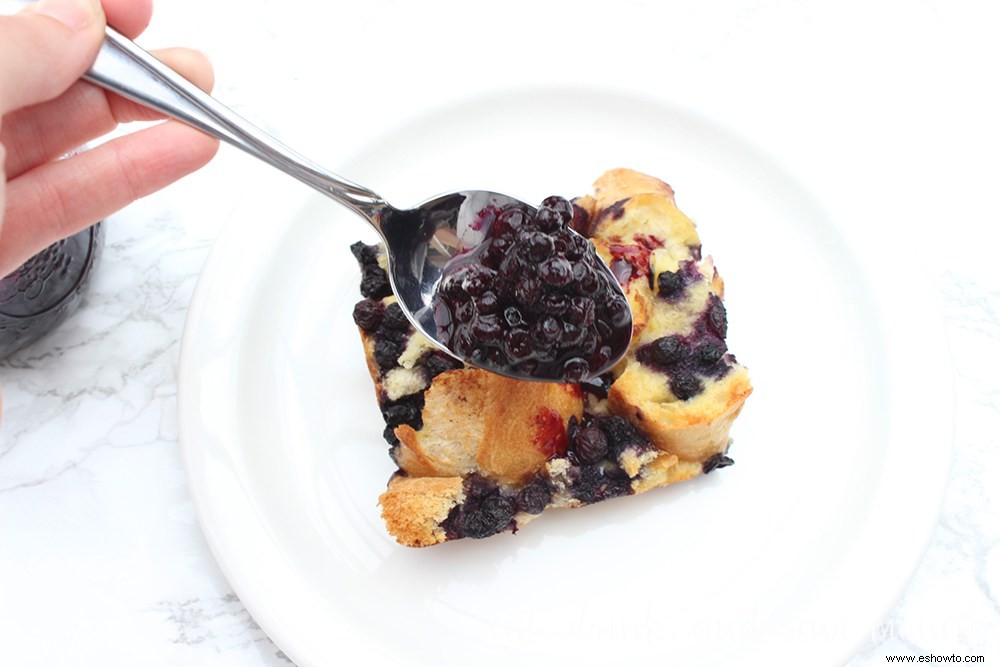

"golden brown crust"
[588,168,753,461]
[395,369,583,485]
[610,365,752,461]
[591,168,676,210]
[379,476,465,547]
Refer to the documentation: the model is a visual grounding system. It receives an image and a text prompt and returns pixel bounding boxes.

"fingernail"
[31,0,100,30]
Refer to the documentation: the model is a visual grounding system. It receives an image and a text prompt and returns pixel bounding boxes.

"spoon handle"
[87,26,387,222]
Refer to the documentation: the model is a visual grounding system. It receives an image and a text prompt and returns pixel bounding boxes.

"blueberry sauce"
[607,234,664,285]
[433,196,631,383]
[532,408,569,458]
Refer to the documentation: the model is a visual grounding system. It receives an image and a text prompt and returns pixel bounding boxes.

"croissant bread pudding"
[350,168,752,547]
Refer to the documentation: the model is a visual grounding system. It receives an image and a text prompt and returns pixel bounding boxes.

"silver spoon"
[85,26,633,382]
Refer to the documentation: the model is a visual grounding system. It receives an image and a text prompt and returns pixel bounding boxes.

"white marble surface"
[1,0,998,664]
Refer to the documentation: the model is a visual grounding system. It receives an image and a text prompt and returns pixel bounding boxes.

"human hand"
[0,0,219,277]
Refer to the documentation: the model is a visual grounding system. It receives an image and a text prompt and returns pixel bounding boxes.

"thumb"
[0,0,105,116]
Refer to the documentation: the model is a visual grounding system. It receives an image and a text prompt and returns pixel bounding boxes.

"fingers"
[0,0,106,115]
[100,0,152,38]
[1,47,215,179]
[0,121,219,276]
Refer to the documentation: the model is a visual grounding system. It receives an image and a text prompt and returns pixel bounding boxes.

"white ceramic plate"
[179,87,952,667]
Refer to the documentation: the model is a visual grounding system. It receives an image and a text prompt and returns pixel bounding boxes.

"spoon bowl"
[373,190,531,349]
[84,26,633,381]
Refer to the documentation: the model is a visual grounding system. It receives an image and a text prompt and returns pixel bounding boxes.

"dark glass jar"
[0,223,104,359]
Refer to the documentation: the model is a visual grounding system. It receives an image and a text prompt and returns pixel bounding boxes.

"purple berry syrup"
[433,196,630,382]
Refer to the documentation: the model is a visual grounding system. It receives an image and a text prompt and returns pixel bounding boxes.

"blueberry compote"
[433,196,631,383]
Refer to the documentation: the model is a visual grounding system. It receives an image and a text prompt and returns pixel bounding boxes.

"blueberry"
[503,306,525,327]
[540,195,574,224]
[461,266,494,297]
[540,293,569,315]
[561,322,585,347]
[573,426,609,464]
[423,351,464,379]
[381,302,411,331]
[349,241,381,269]
[374,337,404,370]
[604,296,631,327]
[566,297,595,327]
[461,495,515,539]
[470,314,503,342]
[657,270,685,299]
[464,473,497,499]
[516,481,552,515]
[561,232,588,261]
[540,257,573,287]
[695,340,727,366]
[496,207,530,234]
[514,275,543,306]
[651,336,684,366]
[535,207,564,232]
[570,463,631,504]
[669,372,703,401]
[707,295,728,339]
[483,237,510,267]
[499,253,523,277]
[382,401,422,428]
[578,268,600,295]
[503,327,533,360]
[561,357,591,383]
[454,300,476,324]
[595,415,652,455]
[532,316,562,346]
[525,232,554,263]
[360,266,392,299]
[474,291,500,314]
[352,299,384,333]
